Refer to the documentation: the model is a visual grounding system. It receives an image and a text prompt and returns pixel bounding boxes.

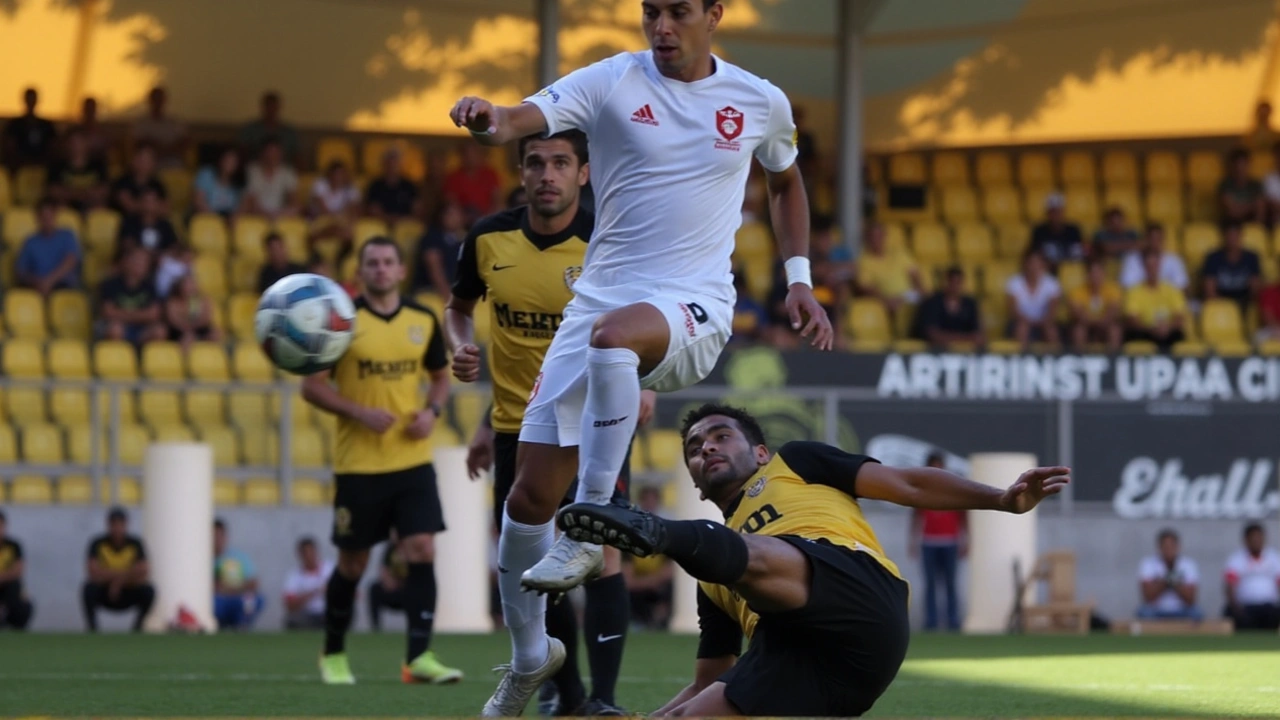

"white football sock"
[499,508,554,672]
[575,347,642,505]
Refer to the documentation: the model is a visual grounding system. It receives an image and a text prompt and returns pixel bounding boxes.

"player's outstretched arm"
[856,463,1071,515]
[448,97,548,146]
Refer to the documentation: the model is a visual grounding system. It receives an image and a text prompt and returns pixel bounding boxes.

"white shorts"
[519,292,732,447]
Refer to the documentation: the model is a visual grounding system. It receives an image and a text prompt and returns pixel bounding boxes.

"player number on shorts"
[688,302,708,324]
[740,504,783,534]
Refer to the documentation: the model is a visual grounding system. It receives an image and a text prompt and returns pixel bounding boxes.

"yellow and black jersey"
[452,206,591,433]
[86,534,146,571]
[698,441,902,642]
[0,538,23,575]
[381,542,409,581]
[331,297,448,474]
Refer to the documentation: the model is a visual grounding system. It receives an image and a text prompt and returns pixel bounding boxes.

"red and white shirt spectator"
[1224,546,1280,606]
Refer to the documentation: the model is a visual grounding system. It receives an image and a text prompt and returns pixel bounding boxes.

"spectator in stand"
[414,197,466,296]
[1255,277,1280,344]
[1120,223,1188,292]
[117,186,179,261]
[909,452,967,632]
[17,197,81,295]
[446,142,502,219]
[1005,250,1061,350]
[1124,248,1187,350]
[239,91,299,162]
[364,147,420,223]
[1091,206,1140,259]
[811,214,854,295]
[164,273,221,350]
[97,247,167,346]
[729,270,768,347]
[283,536,332,630]
[914,265,984,351]
[212,519,264,631]
[1244,101,1278,154]
[1261,141,1280,223]
[131,86,188,170]
[306,160,361,259]
[622,486,674,630]
[1219,148,1265,224]
[243,137,300,220]
[368,529,406,632]
[193,147,244,219]
[420,147,450,221]
[110,143,168,222]
[854,221,923,322]
[47,129,109,213]
[1223,523,1280,630]
[82,507,156,632]
[0,510,34,630]
[1137,529,1202,621]
[258,232,306,293]
[2,88,57,172]
[1029,192,1084,273]
[1068,256,1123,352]
[71,96,111,164]
[1202,221,1262,313]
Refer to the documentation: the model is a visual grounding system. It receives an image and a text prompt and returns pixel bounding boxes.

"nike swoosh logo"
[492,264,516,271]
[597,634,623,643]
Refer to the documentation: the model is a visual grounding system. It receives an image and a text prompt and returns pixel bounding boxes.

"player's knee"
[337,550,369,579]
[400,534,435,563]
[589,316,633,350]
[506,478,562,523]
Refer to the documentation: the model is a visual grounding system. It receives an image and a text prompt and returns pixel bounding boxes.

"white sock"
[499,507,554,672]
[575,346,642,505]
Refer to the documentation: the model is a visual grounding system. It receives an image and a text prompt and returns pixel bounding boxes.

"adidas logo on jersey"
[631,104,659,126]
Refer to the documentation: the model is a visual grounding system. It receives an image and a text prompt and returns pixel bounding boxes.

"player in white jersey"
[449,1,833,715]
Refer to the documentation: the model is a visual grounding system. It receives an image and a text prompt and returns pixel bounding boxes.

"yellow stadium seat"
[995,225,1030,259]
[1257,340,1280,356]
[94,340,138,379]
[1145,151,1182,186]
[214,477,241,506]
[50,388,91,425]
[229,390,270,430]
[21,423,64,464]
[1058,261,1087,294]
[1186,151,1224,188]
[272,390,314,427]
[291,426,327,469]
[3,337,45,377]
[187,342,230,380]
[48,290,91,339]
[200,425,241,467]
[1021,185,1056,221]
[117,424,150,466]
[85,208,121,257]
[9,475,53,504]
[1018,152,1054,187]
[140,389,183,428]
[142,342,185,380]
[2,205,36,246]
[954,224,995,263]
[888,153,926,184]
[81,253,109,288]
[1060,151,1096,185]
[273,217,310,264]
[191,255,227,300]
[891,339,928,354]
[189,213,229,257]
[983,260,1018,299]
[227,293,260,342]
[5,288,46,339]
[1122,340,1157,356]
[1216,341,1253,358]
[232,343,273,381]
[317,137,357,172]
[160,167,193,212]
[1061,185,1098,227]
[1101,150,1138,185]
[14,166,46,206]
[1201,299,1244,347]
[152,424,196,443]
[987,339,1022,355]
[240,427,279,465]
[1181,223,1220,270]
[1242,223,1268,255]
[645,429,684,473]
[0,424,15,462]
[290,478,330,506]
[1171,341,1208,358]
[229,255,263,294]
[910,223,953,265]
[233,215,271,261]
[940,186,979,224]
[880,222,909,256]
[975,151,1013,186]
[1102,185,1142,225]
[354,217,390,248]
[1145,185,1184,227]
[243,478,281,506]
[5,384,45,424]
[56,475,94,504]
[116,477,142,504]
[2,338,47,422]
[393,218,425,256]
[931,152,968,185]
[982,185,1022,224]
[847,298,893,344]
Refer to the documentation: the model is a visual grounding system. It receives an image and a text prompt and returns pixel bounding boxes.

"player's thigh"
[391,463,446,538]
[637,293,732,393]
[717,635,832,716]
[491,432,520,529]
[332,471,397,551]
[520,309,594,448]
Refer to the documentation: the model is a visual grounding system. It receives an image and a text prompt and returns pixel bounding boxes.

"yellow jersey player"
[560,403,1070,717]
[444,129,652,715]
[302,237,461,686]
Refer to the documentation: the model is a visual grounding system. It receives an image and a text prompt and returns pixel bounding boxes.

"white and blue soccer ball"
[255,273,356,375]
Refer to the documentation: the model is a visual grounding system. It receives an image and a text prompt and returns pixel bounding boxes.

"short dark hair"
[1221,219,1244,236]
[297,536,316,551]
[1229,147,1250,164]
[263,231,283,247]
[36,196,57,213]
[518,129,589,167]
[1158,528,1178,544]
[1244,522,1264,537]
[214,518,226,531]
[107,506,127,523]
[703,0,719,10]
[945,265,964,281]
[680,403,767,448]
[359,235,402,264]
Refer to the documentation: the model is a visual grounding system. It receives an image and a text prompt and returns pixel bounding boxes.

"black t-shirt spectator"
[117,216,179,254]
[258,262,306,293]
[1029,223,1084,269]
[48,158,108,194]
[86,534,147,569]
[914,292,979,340]
[3,115,57,166]
[1202,249,1261,305]
[365,177,419,218]
[100,276,159,315]
[110,175,168,216]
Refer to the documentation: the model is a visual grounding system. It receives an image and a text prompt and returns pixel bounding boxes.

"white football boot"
[519,534,604,594]
[481,638,567,717]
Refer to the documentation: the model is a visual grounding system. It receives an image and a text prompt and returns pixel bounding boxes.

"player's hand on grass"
[355,407,397,434]
[466,423,495,480]
[1000,466,1071,514]
[452,343,482,383]
[785,284,835,350]
[450,96,497,135]
[638,389,657,427]
[405,409,437,441]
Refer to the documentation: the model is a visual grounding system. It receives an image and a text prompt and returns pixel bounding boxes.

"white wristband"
[784,256,812,288]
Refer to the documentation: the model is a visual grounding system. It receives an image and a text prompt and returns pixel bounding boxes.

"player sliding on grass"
[559,404,1070,717]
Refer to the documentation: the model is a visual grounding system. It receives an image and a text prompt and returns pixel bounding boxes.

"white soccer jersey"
[1224,547,1280,605]
[524,51,799,308]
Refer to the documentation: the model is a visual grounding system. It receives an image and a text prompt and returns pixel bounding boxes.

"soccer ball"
[255,273,356,375]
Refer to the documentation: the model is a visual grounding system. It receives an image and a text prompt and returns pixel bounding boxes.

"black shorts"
[492,432,632,529]
[331,462,445,550]
[720,537,911,717]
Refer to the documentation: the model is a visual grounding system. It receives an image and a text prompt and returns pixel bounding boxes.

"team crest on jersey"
[334,507,352,536]
[746,476,767,497]
[407,325,425,344]
[564,265,582,289]
[715,106,744,151]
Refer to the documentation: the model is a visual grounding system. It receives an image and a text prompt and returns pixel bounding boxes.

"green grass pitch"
[1,631,1278,717]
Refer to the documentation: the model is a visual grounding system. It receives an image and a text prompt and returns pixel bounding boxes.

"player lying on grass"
[558,403,1069,717]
